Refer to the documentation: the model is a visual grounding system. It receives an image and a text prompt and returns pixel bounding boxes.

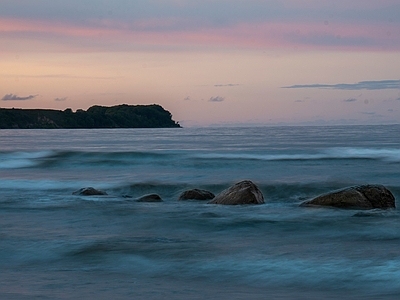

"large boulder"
[179,189,215,201]
[208,180,264,205]
[136,194,163,202]
[300,184,395,209]
[73,187,107,196]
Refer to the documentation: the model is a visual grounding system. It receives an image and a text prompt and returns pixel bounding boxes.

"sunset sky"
[1,0,400,126]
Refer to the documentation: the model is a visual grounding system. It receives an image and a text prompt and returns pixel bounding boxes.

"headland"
[0,104,180,129]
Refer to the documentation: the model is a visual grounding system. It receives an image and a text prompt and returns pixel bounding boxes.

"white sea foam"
[0,151,55,169]
[195,147,400,162]
[327,147,400,162]
[195,153,329,161]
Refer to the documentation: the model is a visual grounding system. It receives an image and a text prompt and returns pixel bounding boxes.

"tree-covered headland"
[0,104,181,129]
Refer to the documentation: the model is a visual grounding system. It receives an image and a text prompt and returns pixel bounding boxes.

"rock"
[208,180,264,205]
[136,194,163,202]
[300,184,395,209]
[178,189,215,201]
[73,187,107,196]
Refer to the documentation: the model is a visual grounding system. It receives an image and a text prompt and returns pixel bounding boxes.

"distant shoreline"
[0,104,181,129]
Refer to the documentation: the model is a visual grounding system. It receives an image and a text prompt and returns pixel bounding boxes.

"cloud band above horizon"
[283,80,400,90]
[1,0,400,52]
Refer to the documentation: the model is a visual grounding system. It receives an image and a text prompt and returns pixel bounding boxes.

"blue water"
[1,125,400,299]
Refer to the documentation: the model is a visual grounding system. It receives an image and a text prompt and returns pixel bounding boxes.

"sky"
[1,0,400,126]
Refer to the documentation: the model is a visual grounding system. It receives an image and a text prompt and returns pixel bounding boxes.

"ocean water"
[1,125,400,299]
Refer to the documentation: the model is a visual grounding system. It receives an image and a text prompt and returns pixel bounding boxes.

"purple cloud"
[214,84,240,87]
[2,93,38,101]
[209,96,225,102]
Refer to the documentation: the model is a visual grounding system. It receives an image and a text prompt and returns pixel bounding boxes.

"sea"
[1,125,400,299]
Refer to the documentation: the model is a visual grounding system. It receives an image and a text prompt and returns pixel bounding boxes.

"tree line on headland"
[0,104,181,129]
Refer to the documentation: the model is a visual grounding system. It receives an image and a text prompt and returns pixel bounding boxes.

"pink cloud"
[0,18,120,38]
[1,17,399,52]
[284,0,398,8]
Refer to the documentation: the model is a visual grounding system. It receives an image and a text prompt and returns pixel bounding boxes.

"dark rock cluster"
[73,181,396,210]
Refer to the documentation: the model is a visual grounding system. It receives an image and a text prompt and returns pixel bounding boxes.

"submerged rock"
[73,187,108,196]
[208,180,264,205]
[136,194,163,202]
[300,184,395,209]
[178,189,215,201]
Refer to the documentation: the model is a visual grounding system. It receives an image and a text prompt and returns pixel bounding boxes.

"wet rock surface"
[73,187,108,196]
[136,194,163,202]
[208,180,264,205]
[300,184,395,209]
[179,189,215,201]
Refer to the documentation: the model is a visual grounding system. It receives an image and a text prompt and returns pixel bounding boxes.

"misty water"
[1,125,400,299]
